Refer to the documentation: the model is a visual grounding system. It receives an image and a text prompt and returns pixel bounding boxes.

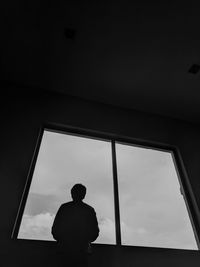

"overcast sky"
[18,130,197,250]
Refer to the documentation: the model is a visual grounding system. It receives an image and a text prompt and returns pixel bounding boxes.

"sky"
[18,130,198,250]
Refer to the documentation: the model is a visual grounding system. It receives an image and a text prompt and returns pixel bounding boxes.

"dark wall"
[1,87,200,266]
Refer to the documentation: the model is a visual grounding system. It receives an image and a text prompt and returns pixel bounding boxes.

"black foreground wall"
[1,87,200,266]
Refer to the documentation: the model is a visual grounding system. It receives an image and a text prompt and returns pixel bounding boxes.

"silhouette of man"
[52,184,99,267]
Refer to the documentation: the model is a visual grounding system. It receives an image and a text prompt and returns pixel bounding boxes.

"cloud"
[96,217,116,244]
[30,130,112,197]
[24,193,61,216]
[19,213,116,245]
[18,213,55,241]
[120,218,197,250]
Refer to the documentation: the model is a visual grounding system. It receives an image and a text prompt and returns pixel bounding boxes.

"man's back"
[52,200,99,250]
[52,183,99,267]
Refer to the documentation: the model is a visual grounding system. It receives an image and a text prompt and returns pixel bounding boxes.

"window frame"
[12,123,200,250]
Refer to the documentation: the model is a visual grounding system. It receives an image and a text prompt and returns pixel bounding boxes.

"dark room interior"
[1,1,200,266]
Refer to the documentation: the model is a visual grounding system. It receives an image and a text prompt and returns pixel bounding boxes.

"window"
[116,143,197,249]
[17,130,115,244]
[13,128,199,250]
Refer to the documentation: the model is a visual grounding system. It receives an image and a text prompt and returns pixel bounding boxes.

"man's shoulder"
[59,201,73,209]
[62,201,73,205]
[58,201,95,213]
[82,202,96,212]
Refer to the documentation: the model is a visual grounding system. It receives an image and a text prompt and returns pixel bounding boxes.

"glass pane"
[116,143,197,250]
[18,130,115,244]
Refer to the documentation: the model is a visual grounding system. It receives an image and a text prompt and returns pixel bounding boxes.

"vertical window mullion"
[111,140,121,245]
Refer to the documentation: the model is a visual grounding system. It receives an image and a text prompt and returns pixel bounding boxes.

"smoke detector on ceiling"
[188,64,200,74]
[64,28,76,40]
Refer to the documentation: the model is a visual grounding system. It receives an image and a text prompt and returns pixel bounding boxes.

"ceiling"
[1,1,200,123]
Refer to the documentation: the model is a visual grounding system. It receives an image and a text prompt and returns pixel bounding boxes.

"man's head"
[71,184,86,202]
